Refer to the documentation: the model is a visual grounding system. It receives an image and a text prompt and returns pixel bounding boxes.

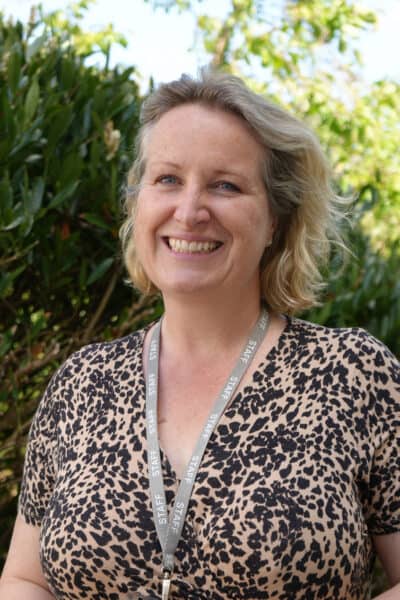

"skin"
[1,102,399,599]
[134,103,276,301]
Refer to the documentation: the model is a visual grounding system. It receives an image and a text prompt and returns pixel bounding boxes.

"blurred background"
[0,0,399,592]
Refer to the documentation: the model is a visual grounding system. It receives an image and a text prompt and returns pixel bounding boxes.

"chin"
[158,278,219,297]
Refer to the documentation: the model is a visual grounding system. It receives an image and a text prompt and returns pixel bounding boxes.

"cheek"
[133,195,170,261]
[134,193,147,226]
[135,191,171,228]
[256,202,275,242]
[241,205,272,242]
[134,196,156,242]
[132,200,150,259]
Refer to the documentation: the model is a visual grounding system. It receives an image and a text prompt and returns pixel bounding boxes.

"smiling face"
[134,103,275,301]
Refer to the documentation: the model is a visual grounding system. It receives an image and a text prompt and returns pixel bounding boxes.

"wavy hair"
[120,69,347,314]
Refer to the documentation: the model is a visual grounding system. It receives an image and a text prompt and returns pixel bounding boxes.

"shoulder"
[67,328,145,369]
[290,316,399,381]
[290,316,395,355]
[48,327,149,392]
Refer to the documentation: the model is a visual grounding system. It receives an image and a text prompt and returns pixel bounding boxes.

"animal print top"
[19,317,400,600]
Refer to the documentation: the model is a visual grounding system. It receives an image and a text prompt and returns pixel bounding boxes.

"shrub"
[304,198,400,357]
[0,11,160,563]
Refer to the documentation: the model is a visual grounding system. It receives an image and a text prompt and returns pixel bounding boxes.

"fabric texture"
[19,317,400,600]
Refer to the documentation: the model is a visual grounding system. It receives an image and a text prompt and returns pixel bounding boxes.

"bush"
[0,12,160,564]
[303,198,400,357]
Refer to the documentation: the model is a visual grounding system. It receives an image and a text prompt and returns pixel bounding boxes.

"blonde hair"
[120,69,346,314]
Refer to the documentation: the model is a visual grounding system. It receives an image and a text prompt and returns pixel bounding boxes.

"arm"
[0,513,55,600]
[372,532,400,600]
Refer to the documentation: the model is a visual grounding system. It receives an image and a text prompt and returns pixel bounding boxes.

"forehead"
[142,103,265,168]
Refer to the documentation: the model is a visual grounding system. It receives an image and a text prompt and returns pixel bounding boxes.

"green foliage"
[145,0,195,12]
[303,202,400,356]
[0,8,160,564]
[194,0,376,72]
[38,0,128,66]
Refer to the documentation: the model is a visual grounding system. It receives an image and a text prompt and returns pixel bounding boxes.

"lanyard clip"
[161,570,171,600]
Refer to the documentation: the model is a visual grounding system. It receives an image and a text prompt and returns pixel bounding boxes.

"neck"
[161,291,263,361]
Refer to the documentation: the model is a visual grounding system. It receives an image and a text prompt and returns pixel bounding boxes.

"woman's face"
[134,103,275,300]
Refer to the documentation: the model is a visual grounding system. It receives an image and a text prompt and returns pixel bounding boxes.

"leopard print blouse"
[19,317,400,599]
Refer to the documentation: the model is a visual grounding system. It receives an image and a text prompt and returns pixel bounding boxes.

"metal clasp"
[161,570,171,600]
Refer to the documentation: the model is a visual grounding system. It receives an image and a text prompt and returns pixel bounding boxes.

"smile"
[166,237,222,254]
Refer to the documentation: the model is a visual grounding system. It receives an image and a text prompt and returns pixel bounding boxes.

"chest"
[157,360,238,478]
[47,378,372,600]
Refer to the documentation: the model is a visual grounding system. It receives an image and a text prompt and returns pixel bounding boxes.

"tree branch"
[80,264,121,345]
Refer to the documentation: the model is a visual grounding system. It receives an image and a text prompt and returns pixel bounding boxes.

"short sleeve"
[356,331,400,534]
[18,367,62,526]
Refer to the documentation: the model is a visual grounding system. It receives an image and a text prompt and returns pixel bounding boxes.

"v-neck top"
[19,317,400,599]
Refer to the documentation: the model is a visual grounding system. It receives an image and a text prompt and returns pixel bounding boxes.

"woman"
[1,70,399,600]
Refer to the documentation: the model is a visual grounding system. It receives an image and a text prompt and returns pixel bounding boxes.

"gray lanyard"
[145,309,269,599]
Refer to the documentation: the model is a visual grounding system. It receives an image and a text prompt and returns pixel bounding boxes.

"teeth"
[168,238,219,253]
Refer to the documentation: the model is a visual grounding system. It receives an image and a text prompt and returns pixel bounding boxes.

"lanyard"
[145,308,269,599]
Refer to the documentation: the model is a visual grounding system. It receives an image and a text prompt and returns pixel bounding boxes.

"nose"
[173,184,210,227]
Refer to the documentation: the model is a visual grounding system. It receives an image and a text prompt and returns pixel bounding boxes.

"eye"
[156,174,179,185]
[213,181,241,193]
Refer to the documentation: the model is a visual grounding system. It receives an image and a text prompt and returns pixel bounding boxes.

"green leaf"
[0,177,13,217]
[82,99,93,137]
[47,180,80,210]
[27,178,45,214]
[81,212,110,229]
[25,154,43,164]
[46,106,73,152]
[24,78,40,125]
[58,153,84,189]
[0,140,10,162]
[87,257,114,285]
[7,49,22,95]
[0,330,14,358]
[2,214,25,231]
[20,212,35,237]
[0,265,26,298]
[60,56,76,89]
